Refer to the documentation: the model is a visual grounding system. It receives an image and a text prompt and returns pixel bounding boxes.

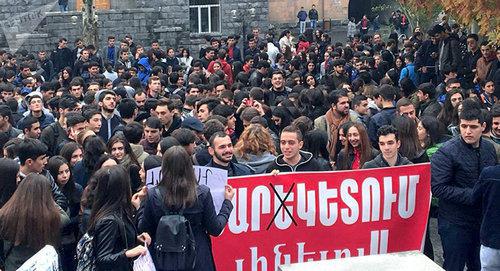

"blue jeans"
[438,218,481,271]
[481,245,500,271]
[299,21,306,34]
[59,4,68,12]
[311,20,317,29]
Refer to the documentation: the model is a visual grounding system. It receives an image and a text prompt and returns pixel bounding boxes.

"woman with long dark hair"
[392,115,429,163]
[0,174,62,270]
[59,67,73,89]
[332,121,351,165]
[59,142,83,168]
[108,134,142,192]
[47,156,82,271]
[437,88,464,128]
[79,154,120,234]
[394,56,405,79]
[271,106,293,137]
[418,115,450,158]
[138,146,235,271]
[0,158,19,209]
[178,48,193,68]
[336,122,378,170]
[303,73,317,89]
[87,166,151,270]
[303,129,332,170]
[73,135,107,188]
[303,61,318,79]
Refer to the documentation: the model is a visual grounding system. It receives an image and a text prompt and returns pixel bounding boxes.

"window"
[189,0,220,33]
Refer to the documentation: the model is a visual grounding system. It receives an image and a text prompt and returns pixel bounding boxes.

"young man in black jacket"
[97,90,122,142]
[362,125,412,169]
[362,125,437,259]
[206,131,253,177]
[17,138,68,211]
[266,125,325,173]
[431,99,497,271]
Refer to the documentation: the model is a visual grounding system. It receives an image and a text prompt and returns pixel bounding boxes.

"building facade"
[0,0,367,54]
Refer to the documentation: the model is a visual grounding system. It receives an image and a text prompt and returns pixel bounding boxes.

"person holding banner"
[266,125,325,173]
[361,125,436,259]
[206,131,253,177]
[336,122,379,170]
[362,125,412,169]
[431,99,497,271]
[138,146,235,271]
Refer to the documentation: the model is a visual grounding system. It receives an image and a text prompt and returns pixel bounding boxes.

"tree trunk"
[82,0,98,47]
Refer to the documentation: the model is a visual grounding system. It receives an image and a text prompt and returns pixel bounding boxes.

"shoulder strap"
[154,188,166,214]
[403,67,410,78]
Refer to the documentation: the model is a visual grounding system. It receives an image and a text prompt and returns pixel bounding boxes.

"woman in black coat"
[87,166,151,271]
[138,146,235,271]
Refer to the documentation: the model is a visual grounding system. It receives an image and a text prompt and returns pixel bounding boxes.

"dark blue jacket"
[297,10,307,21]
[138,185,233,271]
[473,165,500,249]
[414,39,438,69]
[98,113,122,142]
[205,159,254,177]
[367,107,396,146]
[431,137,497,227]
[73,160,92,188]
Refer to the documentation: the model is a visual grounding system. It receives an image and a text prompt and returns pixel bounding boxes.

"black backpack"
[154,189,196,270]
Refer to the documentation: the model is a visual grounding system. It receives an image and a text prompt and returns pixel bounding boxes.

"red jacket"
[297,41,310,53]
[207,59,233,85]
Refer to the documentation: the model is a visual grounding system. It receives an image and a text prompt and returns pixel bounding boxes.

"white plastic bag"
[133,249,156,271]
[17,245,59,271]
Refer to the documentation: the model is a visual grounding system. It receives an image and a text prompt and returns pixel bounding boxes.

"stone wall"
[0,0,58,49]
[0,0,268,55]
[7,8,158,53]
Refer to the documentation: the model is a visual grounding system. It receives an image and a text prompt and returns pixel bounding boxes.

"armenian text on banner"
[212,164,431,271]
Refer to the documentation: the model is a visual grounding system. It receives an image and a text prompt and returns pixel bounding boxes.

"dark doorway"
[348,0,372,22]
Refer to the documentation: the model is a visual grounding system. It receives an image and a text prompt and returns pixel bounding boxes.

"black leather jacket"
[91,213,137,271]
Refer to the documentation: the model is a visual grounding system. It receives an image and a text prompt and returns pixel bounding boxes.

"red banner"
[212,164,431,271]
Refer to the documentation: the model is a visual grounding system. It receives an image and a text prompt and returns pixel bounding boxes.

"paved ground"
[429,218,444,267]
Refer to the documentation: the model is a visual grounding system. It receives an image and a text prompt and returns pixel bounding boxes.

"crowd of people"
[0,15,499,271]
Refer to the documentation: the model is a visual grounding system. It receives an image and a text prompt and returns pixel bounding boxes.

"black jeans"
[438,217,480,271]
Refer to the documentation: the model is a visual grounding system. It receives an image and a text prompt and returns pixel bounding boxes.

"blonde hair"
[77,128,96,146]
[234,124,277,159]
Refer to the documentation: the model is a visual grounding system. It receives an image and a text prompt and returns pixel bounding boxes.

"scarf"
[325,108,350,160]
[352,148,361,169]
